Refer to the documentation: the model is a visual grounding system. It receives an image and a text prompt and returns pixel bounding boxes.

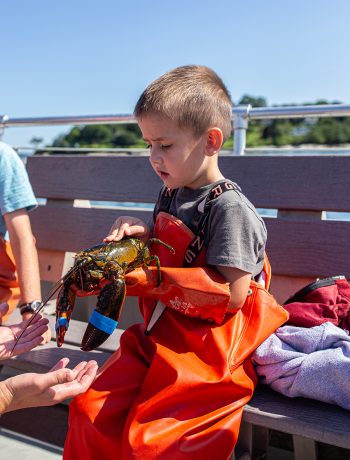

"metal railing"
[232,104,350,155]
[2,103,350,155]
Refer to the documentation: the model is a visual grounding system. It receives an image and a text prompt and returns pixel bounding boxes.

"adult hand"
[0,314,49,359]
[0,304,52,344]
[22,311,52,344]
[0,302,10,320]
[0,358,98,413]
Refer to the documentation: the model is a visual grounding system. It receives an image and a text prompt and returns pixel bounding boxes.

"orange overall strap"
[0,237,20,323]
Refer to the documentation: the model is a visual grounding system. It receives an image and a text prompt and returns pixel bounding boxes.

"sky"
[1,0,350,147]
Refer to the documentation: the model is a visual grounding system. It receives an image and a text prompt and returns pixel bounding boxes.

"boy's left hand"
[103,216,150,243]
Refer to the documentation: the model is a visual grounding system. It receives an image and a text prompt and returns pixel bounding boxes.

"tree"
[30,137,44,148]
[52,124,144,149]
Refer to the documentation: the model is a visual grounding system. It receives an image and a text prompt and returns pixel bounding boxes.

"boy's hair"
[134,65,233,142]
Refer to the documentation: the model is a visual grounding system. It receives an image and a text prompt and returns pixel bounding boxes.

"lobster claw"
[56,281,76,347]
[81,278,126,351]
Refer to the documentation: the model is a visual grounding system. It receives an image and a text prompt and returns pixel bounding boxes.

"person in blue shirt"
[0,142,50,342]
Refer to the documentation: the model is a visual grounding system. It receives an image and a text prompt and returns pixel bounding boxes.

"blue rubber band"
[56,317,69,329]
[89,310,118,335]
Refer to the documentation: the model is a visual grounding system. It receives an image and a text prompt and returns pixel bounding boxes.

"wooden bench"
[1,153,350,459]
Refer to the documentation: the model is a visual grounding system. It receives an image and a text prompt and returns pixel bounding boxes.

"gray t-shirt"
[154,180,266,277]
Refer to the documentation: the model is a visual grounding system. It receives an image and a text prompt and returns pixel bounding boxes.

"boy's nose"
[150,147,161,164]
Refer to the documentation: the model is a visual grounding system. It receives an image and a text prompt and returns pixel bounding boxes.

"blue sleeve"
[0,142,37,236]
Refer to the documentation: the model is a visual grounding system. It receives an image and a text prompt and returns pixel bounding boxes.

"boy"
[64,65,287,459]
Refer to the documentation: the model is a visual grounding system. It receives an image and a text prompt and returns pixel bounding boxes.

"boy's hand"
[103,216,150,243]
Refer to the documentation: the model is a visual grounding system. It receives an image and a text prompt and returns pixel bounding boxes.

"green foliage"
[50,98,350,150]
[52,124,145,149]
[239,95,267,108]
[304,117,350,145]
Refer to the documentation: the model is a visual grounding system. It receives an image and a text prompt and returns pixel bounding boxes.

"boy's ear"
[205,128,223,156]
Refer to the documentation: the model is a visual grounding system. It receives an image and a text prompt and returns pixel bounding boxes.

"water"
[245,147,350,156]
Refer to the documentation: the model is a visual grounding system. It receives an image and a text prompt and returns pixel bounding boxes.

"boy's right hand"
[103,216,150,243]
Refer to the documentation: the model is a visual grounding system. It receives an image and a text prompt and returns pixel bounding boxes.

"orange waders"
[63,213,288,460]
[0,237,20,323]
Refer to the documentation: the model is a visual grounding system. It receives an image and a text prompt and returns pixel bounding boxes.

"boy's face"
[138,113,214,190]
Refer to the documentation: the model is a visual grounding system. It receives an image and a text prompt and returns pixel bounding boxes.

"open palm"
[0,315,49,359]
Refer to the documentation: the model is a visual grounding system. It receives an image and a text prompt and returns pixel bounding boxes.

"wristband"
[19,300,42,315]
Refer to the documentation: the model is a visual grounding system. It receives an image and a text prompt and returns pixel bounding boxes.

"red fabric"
[284,278,350,331]
[0,237,20,323]
[63,212,288,460]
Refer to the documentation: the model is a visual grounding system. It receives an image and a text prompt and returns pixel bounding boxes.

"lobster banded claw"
[81,310,119,351]
[81,278,125,351]
[56,317,70,347]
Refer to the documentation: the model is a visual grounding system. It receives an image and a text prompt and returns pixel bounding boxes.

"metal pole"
[250,104,350,120]
[0,115,9,140]
[232,105,251,155]
[0,114,136,128]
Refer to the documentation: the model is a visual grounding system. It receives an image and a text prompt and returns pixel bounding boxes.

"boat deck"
[0,428,63,460]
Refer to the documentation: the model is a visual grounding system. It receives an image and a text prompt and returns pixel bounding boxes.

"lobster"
[10,237,174,355]
[55,237,174,351]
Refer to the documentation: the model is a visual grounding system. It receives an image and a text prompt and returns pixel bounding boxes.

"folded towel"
[252,322,350,409]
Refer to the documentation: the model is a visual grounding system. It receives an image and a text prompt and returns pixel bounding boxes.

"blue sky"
[1,0,350,146]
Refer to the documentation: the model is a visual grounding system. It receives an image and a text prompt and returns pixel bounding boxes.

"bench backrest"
[26,154,350,303]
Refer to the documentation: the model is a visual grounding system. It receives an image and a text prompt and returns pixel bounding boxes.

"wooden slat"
[0,405,68,447]
[293,435,317,460]
[30,205,152,252]
[27,155,350,211]
[219,155,350,211]
[265,218,350,277]
[30,205,350,278]
[243,386,350,449]
[37,249,75,282]
[27,154,162,203]
[269,275,315,304]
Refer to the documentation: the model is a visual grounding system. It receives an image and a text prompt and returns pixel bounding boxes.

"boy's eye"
[161,144,171,150]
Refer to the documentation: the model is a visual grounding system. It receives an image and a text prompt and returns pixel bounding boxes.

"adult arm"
[4,209,41,303]
[4,209,51,342]
[0,358,98,414]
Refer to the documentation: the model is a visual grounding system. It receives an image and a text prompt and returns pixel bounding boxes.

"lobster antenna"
[10,264,80,355]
